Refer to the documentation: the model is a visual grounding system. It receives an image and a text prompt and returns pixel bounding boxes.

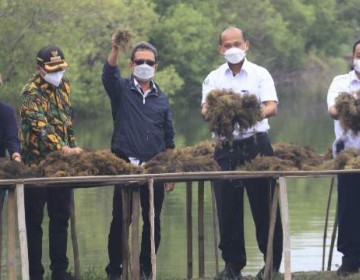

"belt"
[234,132,266,143]
[224,132,267,150]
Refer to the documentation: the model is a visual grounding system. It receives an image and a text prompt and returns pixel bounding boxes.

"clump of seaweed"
[335,91,360,134]
[206,90,262,143]
[37,150,143,177]
[237,156,298,171]
[333,148,360,170]
[144,141,220,174]
[273,142,323,170]
[113,27,132,48]
[0,158,38,179]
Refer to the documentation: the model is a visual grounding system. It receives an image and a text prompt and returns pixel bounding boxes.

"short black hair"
[130,41,158,62]
[352,39,360,55]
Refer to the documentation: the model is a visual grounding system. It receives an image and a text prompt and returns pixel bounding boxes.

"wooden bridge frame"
[0,169,351,280]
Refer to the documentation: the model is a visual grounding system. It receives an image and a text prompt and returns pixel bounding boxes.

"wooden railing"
[0,169,354,280]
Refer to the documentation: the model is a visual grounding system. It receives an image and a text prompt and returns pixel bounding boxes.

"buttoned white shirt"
[202,59,278,140]
[327,70,360,150]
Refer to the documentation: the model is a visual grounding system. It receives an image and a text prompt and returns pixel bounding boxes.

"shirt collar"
[224,58,249,76]
[350,70,360,83]
[132,77,158,94]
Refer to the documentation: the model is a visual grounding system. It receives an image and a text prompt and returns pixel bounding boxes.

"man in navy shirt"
[102,35,175,280]
[0,73,21,161]
[0,73,21,205]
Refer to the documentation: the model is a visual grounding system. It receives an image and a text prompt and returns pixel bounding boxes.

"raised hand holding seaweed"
[112,26,133,50]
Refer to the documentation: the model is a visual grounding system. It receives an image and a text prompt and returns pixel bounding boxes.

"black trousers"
[337,173,360,267]
[25,187,72,280]
[213,133,283,271]
[106,182,165,276]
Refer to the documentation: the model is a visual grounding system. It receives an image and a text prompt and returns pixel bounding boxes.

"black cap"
[36,45,69,73]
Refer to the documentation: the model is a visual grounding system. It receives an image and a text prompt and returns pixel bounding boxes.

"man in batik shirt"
[20,45,81,280]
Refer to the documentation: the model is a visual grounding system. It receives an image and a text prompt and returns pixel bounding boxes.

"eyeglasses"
[133,59,156,66]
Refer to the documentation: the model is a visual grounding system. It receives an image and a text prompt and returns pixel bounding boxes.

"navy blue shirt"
[102,61,175,162]
[0,102,21,158]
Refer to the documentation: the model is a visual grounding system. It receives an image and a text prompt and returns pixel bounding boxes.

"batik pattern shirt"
[20,74,76,164]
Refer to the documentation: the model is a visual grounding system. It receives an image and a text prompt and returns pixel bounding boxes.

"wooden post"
[322,177,334,271]
[7,188,16,280]
[327,201,338,271]
[148,178,156,280]
[198,181,205,279]
[131,190,140,280]
[186,182,193,279]
[264,180,279,280]
[70,190,81,280]
[0,187,4,278]
[16,183,29,280]
[211,183,219,274]
[279,177,291,280]
[121,187,131,280]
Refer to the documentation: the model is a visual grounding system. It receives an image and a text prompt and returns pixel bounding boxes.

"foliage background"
[0,0,360,136]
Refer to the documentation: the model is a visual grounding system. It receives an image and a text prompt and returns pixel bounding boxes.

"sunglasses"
[133,59,156,66]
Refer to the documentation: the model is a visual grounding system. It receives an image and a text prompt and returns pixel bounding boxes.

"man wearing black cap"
[20,45,82,280]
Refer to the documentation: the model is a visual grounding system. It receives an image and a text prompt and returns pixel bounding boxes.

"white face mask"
[43,70,65,87]
[133,64,155,82]
[353,59,360,73]
[224,47,246,64]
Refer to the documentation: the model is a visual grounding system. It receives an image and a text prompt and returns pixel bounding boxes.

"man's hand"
[112,28,132,51]
[61,146,83,155]
[11,152,21,162]
[164,182,175,193]
[201,102,209,121]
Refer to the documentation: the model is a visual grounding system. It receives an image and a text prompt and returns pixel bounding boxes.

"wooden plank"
[121,187,131,280]
[4,168,360,188]
[186,182,193,279]
[0,188,4,278]
[70,191,81,280]
[148,178,156,280]
[264,182,279,280]
[131,190,140,280]
[327,201,338,271]
[279,177,291,280]
[16,184,29,280]
[7,188,16,280]
[322,177,335,271]
[211,183,219,274]
[198,181,205,279]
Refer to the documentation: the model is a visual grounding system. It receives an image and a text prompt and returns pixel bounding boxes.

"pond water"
[1,89,344,278]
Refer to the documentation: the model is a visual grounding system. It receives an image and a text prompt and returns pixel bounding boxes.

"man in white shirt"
[327,38,360,277]
[201,27,283,280]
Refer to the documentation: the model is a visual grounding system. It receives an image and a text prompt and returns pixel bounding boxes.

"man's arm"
[108,35,120,66]
[4,106,21,161]
[261,101,278,119]
[164,105,175,150]
[102,35,124,102]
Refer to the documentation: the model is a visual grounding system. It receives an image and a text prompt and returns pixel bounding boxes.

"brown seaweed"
[0,158,38,179]
[37,150,143,177]
[144,141,219,174]
[273,142,323,169]
[206,90,262,143]
[237,156,298,171]
[335,91,360,134]
[113,27,132,47]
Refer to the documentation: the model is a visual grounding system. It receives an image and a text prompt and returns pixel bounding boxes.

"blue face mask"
[43,70,65,87]
[133,64,155,82]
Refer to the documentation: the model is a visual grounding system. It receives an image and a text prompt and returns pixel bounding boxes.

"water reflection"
[1,89,344,278]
